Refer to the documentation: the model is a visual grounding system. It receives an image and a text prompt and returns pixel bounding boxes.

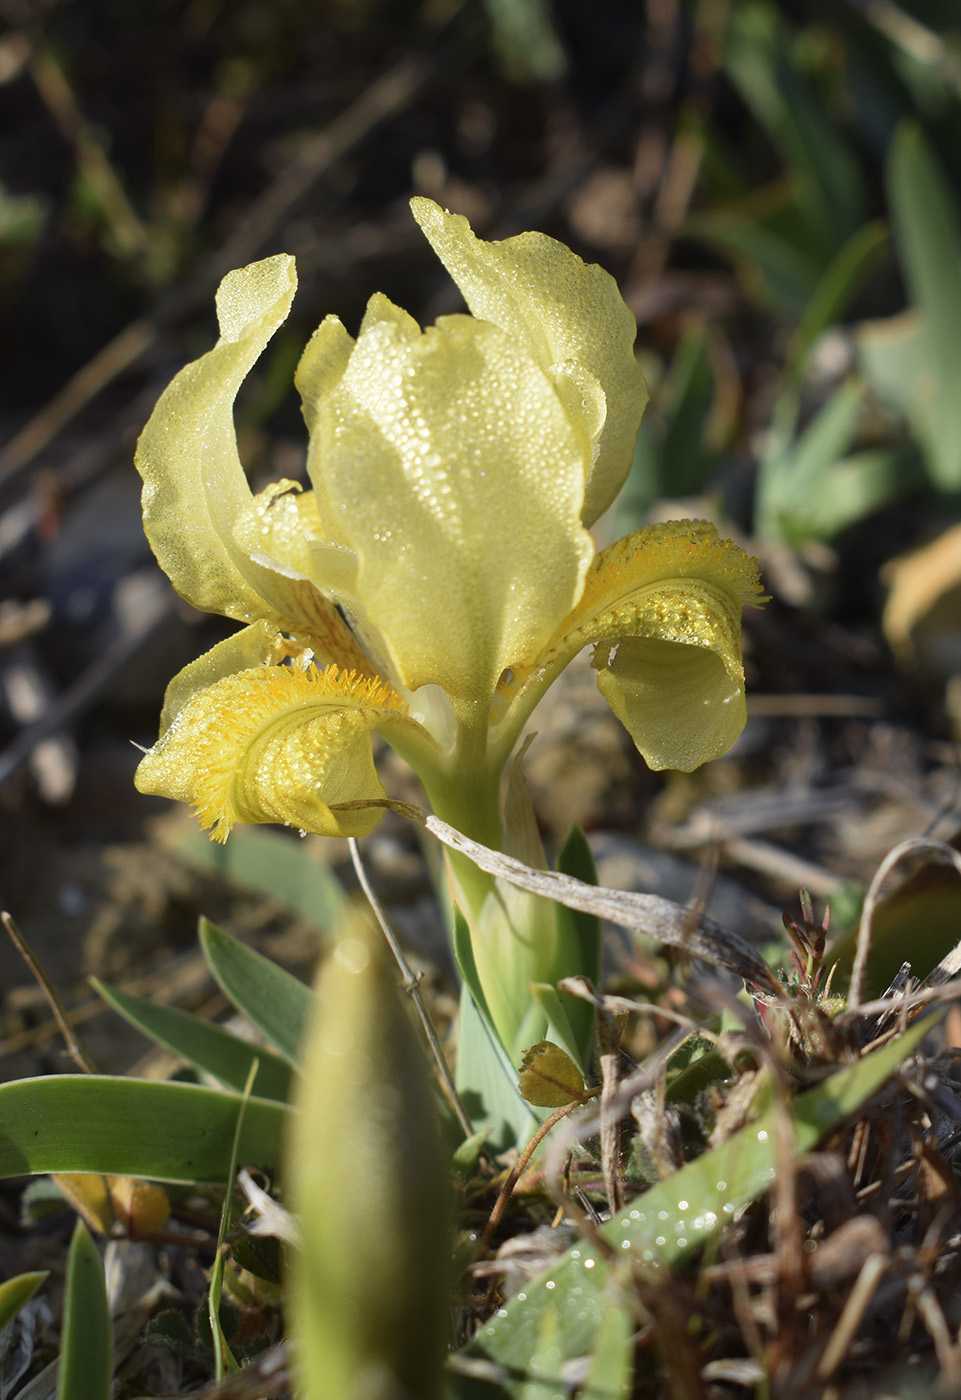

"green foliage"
[690,0,866,317]
[199,917,315,1069]
[860,122,961,491]
[57,1221,112,1400]
[614,326,723,520]
[0,1076,286,1183]
[482,0,566,83]
[0,1271,48,1334]
[552,825,602,1072]
[450,825,602,1147]
[91,977,293,1101]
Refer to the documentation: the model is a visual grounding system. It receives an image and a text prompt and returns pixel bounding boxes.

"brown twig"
[1,912,96,1073]
[596,1003,623,1216]
[480,1089,598,1252]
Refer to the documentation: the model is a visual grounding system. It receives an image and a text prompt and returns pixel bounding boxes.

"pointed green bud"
[287,908,451,1400]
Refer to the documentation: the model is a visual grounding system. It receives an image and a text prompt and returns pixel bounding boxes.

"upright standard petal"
[135,257,365,661]
[411,198,647,524]
[135,657,417,841]
[528,521,765,771]
[309,309,594,704]
[136,256,295,619]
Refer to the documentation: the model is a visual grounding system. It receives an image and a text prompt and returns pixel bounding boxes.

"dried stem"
[480,1089,598,1251]
[2,911,96,1073]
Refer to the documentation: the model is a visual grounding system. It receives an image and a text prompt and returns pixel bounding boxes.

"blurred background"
[1,0,961,1076]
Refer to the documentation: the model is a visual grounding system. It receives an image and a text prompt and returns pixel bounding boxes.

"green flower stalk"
[133,199,763,1118]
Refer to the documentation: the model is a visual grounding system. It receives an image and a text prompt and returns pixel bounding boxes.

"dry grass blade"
[2,911,96,1073]
[335,798,780,993]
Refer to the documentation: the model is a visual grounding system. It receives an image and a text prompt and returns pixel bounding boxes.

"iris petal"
[411,197,647,524]
[136,657,413,841]
[135,256,363,662]
[527,520,765,771]
[311,311,594,700]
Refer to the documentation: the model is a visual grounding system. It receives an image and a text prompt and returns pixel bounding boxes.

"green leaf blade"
[0,1271,47,1334]
[0,1076,287,1184]
[553,825,601,1074]
[886,122,961,489]
[91,978,292,1102]
[199,919,314,1069]
[57,1221,111,1400]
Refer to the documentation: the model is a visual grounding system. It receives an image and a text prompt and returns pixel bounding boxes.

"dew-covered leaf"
[454,1014,936,1396]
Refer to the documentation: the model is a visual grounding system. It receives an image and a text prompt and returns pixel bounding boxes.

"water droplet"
[655,1236,666,1247]
[716,1180,727,1192]
[584,1258,595,1270]
[677,1200,689,1211]
[757,1129,768,1142]
[621,1239,631,1249]
[545,1280,555,1290]
[570,1249,580,1260]
[677,1238,687,1248]
[658,1210,668,1221]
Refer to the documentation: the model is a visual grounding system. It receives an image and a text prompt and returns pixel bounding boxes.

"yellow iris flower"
[134,198,763,859]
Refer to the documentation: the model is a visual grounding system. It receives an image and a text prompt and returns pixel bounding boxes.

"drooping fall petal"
[411,197,647,525]
[308,307,595,702]
[135,256,365,663]
[531,520,765,771]
[135,657,418,840]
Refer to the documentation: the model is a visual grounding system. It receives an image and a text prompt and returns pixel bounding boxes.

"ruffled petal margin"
[135,642,421,840]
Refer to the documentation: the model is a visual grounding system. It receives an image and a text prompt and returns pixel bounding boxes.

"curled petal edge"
[136,659,420,841]
[508,520,766,772]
